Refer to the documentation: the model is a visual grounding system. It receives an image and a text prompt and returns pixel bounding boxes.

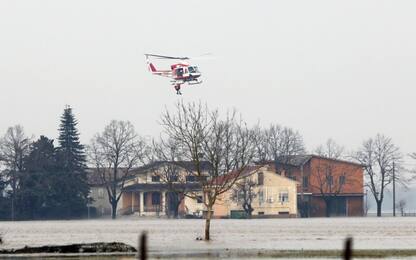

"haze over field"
[1,1,416,210]
[1,218,416,251]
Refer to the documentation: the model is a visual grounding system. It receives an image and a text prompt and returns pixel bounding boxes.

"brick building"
[265,155,364,217]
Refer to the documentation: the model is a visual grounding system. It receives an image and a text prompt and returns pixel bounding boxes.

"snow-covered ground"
[0,217,415,254]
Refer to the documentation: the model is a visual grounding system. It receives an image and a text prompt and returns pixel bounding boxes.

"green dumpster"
[230,210,247,219]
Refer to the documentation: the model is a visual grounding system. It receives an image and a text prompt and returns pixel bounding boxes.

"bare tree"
[253,124,305,162]
[88,120,147,219]
[364,192,371,216]
[410,153,416,176]
[230,174,258,218]
[312,139,361,217]
[252,126,269,163]
[315,138,345,160]
[312,158,358,217]
[396,199,406,216]
[0,125,31,220]
[151,138,194,218]
[277,126,306,159]
[354,134,402,217]
[160,102,256,240]
[259,124,306,214]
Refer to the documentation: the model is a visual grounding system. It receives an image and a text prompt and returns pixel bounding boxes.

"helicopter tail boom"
[148,62,157,72]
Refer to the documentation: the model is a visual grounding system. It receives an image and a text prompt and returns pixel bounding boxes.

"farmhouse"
[212,165,298,218]
[89,155,364,219]
[264,155,364,217]
[89,161,211,218]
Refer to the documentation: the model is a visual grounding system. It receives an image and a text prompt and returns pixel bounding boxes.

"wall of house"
[124,166,200,185]
[213,169,297,218]
[272,163,309,194]
[119,191,141,214]
[212,193,231,217]
[309,196,326,217]
[121,192,133,210]
[308,157,364,194]
[309,195,364,217]
[272,157,365,217]
[272,157,364,196]
[90,186,112,217]
[347,196,364,216]
[183,194,205,216]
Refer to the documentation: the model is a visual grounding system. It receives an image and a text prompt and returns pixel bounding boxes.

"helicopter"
[145,54,202,95]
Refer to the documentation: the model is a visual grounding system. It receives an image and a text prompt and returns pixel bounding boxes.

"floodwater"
[1,217,416,258]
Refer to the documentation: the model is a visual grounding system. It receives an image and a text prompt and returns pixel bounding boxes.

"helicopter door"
[176,68,184,78]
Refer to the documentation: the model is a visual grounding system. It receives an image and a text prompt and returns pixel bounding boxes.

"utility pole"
[393,161,396,217]
[365,189,368,216]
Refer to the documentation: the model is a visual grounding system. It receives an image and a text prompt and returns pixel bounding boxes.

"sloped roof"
[133,160,212,174]
[212,165,263,185]
[122,182,201,192]
[274,155,313,167]
[264,154,363,167]
[87,160,212,186]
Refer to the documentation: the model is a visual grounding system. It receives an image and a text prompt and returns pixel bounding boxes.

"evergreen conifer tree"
[56,105,89,217]
[18,136,60,219]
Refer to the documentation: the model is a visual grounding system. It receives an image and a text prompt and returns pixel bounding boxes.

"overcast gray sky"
[1,0,416,207]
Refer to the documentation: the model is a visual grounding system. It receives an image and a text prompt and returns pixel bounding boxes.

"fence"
[136,233,354,260]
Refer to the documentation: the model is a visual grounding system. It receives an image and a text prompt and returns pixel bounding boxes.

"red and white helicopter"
[145,54,202,95]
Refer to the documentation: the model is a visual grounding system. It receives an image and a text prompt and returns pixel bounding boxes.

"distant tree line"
[0,106,89,220]
[0,102,414,222]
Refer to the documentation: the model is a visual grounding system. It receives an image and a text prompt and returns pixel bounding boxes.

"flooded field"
[1,217,416,258]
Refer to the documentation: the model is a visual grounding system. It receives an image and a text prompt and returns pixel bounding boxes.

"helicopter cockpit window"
[188,66,199,73]
[176,68,184,76]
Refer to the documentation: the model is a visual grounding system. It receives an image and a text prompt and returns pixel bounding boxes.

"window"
[186,176,196,182]
[196,196,203,204]
[279,191,289,203]
[290,175,297,181]
[258,212,265,215]
[151,175,160,182]
[339,175,346,185]
[258,190,264,203]
[237,190,245,202]
[189,66,199,73]
[151,193,160,205]
[302,176,309,188]
[258,172,264,185]
[176,68,184,76]
[98,188,104,199]
[170,175,178,182]
[327,175,333,185]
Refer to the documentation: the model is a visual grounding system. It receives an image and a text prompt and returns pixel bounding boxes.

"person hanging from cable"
[174,84,182,95]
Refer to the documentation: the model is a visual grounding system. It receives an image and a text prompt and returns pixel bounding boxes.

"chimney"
[273,158,279,174]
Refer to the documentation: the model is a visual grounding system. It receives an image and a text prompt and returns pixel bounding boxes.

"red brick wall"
[347,196,364,216]
[308,157,363,194]
[269,156,364,217]
[271,157,364,195]
[310,197,326,217]
[309,196,364,217]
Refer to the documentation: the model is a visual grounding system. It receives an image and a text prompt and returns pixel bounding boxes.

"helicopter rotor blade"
[190,53,216,60]
[144,54,190,60]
